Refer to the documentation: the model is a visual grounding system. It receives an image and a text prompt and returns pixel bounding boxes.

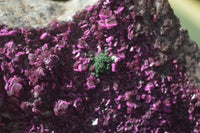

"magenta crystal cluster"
[0,0,199,132]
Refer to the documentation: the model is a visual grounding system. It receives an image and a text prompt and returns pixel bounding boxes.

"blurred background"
[169,0,200,47]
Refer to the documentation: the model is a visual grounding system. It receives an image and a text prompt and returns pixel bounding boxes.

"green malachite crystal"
[93,52,113,77]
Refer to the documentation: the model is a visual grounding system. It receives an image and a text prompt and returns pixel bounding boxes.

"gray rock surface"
[0,0,97,28]
[0,0,64,28]
[57,0,98,21]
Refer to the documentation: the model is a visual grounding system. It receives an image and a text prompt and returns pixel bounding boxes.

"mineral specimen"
[0,0,199,132]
